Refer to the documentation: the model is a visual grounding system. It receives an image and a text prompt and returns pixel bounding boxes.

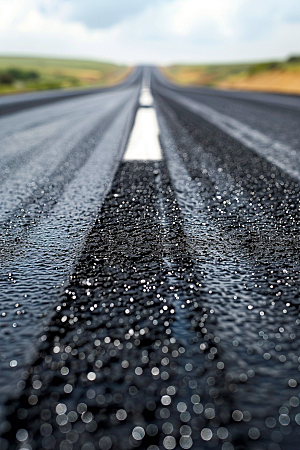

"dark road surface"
[1,67,300,450]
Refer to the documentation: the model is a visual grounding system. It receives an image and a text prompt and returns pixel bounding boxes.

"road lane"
[0,76,140,405]
[157,102,300,448]
[153,69,300,449]
[0,93,126,223]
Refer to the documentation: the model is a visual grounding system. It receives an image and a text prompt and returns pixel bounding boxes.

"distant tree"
[248,61,280,76]
[7,68,40,80]
[287,55,300,63]
[0,72,13,84]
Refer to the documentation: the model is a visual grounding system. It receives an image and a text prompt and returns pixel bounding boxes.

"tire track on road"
[0,91,139,404]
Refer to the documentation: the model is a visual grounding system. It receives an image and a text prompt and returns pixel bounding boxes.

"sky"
[1,0,300,64]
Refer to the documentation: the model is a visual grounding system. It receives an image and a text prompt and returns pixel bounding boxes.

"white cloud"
[59,0,173,29]
[0,0,299,64]
[169,0,239,37]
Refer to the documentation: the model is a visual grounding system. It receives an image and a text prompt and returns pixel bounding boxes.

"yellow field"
[218,70,300,94]
[163,61,300,95]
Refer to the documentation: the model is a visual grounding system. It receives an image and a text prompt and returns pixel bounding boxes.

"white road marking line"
[142,68,151,88]
[139,68,153,106]
[123,106,162,161]
[139,87,154,107]
[168,91,300,182]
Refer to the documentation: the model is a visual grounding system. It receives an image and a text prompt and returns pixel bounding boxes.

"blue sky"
[0,0,300,64]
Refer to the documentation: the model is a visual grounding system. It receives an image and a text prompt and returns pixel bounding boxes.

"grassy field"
[163,56,300,94]
[0,56,131,94]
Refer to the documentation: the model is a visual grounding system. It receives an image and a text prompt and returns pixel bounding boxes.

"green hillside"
[0,56,130,94]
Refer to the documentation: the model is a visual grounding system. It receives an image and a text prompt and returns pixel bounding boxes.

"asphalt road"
[1,67,300,450]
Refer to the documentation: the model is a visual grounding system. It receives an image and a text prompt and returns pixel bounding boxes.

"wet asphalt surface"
[1,67,300,450]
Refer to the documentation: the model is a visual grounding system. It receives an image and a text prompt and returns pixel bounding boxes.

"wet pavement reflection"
[2,68,300,450]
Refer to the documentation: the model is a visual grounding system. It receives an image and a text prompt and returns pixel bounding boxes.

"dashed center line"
[123,86,162,161]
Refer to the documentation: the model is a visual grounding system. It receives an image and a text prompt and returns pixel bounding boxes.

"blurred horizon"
[1,53,300,96]
[1,0,300,65]
[0,53,299,67]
